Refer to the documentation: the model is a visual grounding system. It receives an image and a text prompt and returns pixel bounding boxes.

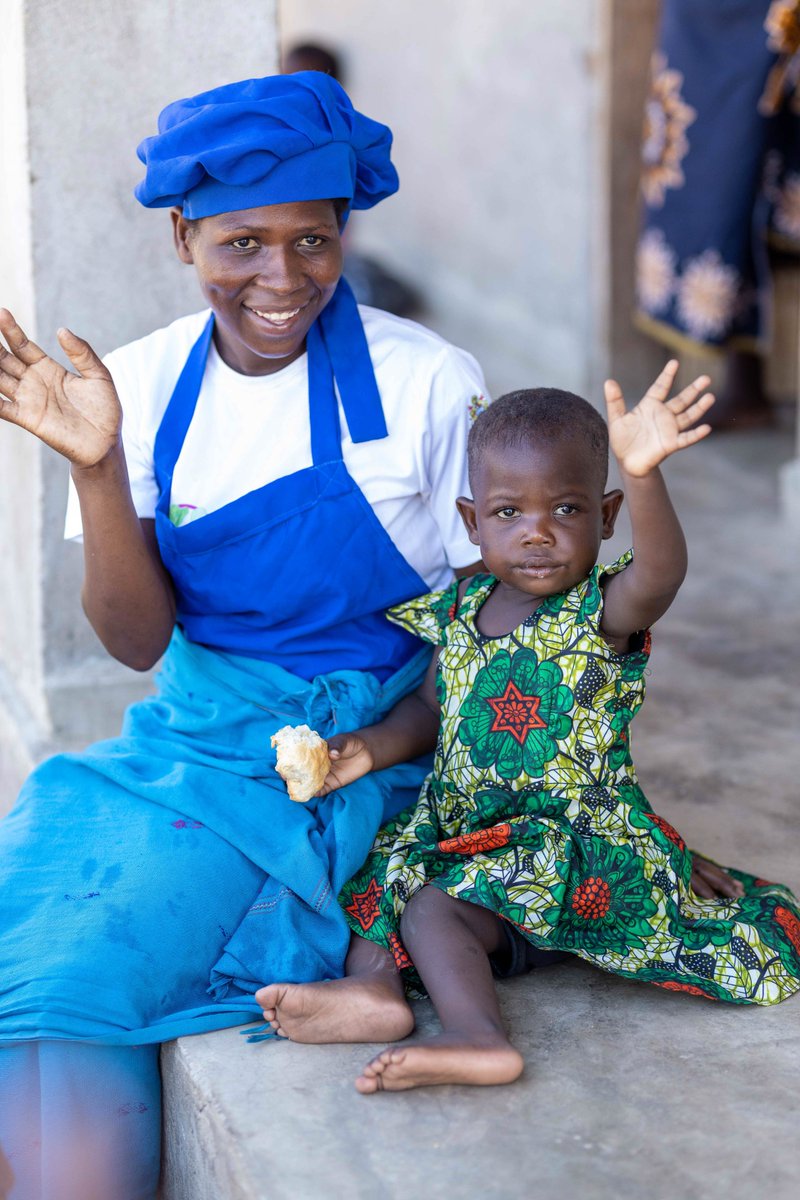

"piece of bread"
[270,724,331,803]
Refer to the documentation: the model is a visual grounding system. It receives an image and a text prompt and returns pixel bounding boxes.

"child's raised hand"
[604,360,714,478]
[0,309,121,468]
[317,732,375,795]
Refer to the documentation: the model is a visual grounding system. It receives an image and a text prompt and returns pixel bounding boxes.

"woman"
[0,72,485,1199]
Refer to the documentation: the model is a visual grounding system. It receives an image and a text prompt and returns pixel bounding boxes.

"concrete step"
[160,963,799,1200]
[159,434,800,1200]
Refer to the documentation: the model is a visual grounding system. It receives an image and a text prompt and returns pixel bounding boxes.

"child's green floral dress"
[341,554,800,1004]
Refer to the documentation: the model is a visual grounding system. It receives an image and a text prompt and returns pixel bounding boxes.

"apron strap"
[317,278,388,444]
[306,321,342,466]
[153,313,215,493]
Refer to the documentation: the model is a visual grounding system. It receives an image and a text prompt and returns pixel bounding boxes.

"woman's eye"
[299,235,325,247]
[230,237,257,250]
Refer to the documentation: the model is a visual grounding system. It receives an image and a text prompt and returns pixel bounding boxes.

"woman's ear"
[171,208,195,264]
[601,488,624,539]
[456,496,481,546]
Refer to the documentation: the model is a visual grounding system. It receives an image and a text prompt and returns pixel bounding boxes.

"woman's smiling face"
[172,199,343,376]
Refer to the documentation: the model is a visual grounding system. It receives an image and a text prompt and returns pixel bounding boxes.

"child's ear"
[600,488,624,539]
[455,496,480,546]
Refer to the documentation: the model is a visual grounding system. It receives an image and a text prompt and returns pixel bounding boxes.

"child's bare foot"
[255,977,415,1045]
[354,1032,524,1093]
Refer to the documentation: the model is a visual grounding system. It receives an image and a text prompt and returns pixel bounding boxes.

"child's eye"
[554,504,577,516]
[496,507,519,520]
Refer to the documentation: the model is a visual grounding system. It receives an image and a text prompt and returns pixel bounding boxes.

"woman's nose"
[256,247,304,294]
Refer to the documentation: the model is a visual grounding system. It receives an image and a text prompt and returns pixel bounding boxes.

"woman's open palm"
[604,360,714,478]
[0,309,121,467]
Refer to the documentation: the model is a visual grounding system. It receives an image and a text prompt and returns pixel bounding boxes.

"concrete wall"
[0,0,279,801]
[279,0,661,401]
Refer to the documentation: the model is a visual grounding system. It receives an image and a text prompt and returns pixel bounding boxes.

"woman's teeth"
[251,306,302,324]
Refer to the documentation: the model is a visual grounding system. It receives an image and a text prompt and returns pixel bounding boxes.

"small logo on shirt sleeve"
[468,393,489,423]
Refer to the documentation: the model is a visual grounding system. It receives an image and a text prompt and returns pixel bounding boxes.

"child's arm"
[600,360,714,645]
[319,648,442,794]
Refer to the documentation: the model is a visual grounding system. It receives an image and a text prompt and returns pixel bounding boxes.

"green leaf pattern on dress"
[341,552,800,1005]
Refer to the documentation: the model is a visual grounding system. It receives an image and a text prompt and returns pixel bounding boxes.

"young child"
[256,362,800,1091]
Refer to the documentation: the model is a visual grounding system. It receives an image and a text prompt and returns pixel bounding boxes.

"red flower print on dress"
[488,682,547,745]
[571,876,612,921]
[438,823,513,855]
[775,906,800,955]
[388,932,413,970]
[653,980,715,999]
[344,878,383,931]
[649,813,686,851]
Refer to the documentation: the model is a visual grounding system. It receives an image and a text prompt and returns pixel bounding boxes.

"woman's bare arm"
[0,310,175,668]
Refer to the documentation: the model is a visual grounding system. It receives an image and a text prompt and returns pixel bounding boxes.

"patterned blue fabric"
[0,629,430,1047]
[636,0,800,350]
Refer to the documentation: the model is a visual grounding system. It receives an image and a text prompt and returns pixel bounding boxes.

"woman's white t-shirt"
[64,306,489,591]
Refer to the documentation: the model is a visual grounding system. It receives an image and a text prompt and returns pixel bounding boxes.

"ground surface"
[161,428,800,1200]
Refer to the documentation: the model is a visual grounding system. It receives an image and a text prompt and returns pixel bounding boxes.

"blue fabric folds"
[0,630,430,1047]
[135,71,399,219]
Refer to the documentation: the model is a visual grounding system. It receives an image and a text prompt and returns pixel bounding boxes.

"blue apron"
[0,292,437,1046]
[153,284,426,681]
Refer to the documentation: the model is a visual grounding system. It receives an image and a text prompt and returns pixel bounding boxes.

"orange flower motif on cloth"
[388,932,412,970]
[438,823,513,855]
[775,905,800,954]
[343,877,383,931]
[571,876,612,921]
[641,52,697,207]
[653,980,715,999]
[488,682,547,745]
[766,0,800,52]
[649,813,686,852]
[760,2,800,113]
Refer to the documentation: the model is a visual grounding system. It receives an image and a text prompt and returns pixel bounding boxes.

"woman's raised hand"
[604,360,715,478]
[0,309,122,468]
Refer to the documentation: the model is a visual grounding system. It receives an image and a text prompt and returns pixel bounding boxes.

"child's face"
[457,436,622,598]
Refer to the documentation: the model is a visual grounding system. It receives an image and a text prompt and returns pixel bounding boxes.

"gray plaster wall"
[280,0,661,400]
[0,0,279,793]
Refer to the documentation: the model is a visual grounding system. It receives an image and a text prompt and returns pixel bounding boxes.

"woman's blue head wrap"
[135,72,398,219]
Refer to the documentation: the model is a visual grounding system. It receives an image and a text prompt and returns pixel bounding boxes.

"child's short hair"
[468,388,609,489]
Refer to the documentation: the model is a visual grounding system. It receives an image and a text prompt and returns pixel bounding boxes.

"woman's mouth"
[246,301,310,329]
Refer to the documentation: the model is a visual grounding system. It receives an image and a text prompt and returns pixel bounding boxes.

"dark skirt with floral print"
[635,0,800,353]
[340,559,800,1005]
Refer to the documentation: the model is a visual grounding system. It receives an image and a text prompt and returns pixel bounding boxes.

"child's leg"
[356,886,524,1094]
[255,933,415,1044]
